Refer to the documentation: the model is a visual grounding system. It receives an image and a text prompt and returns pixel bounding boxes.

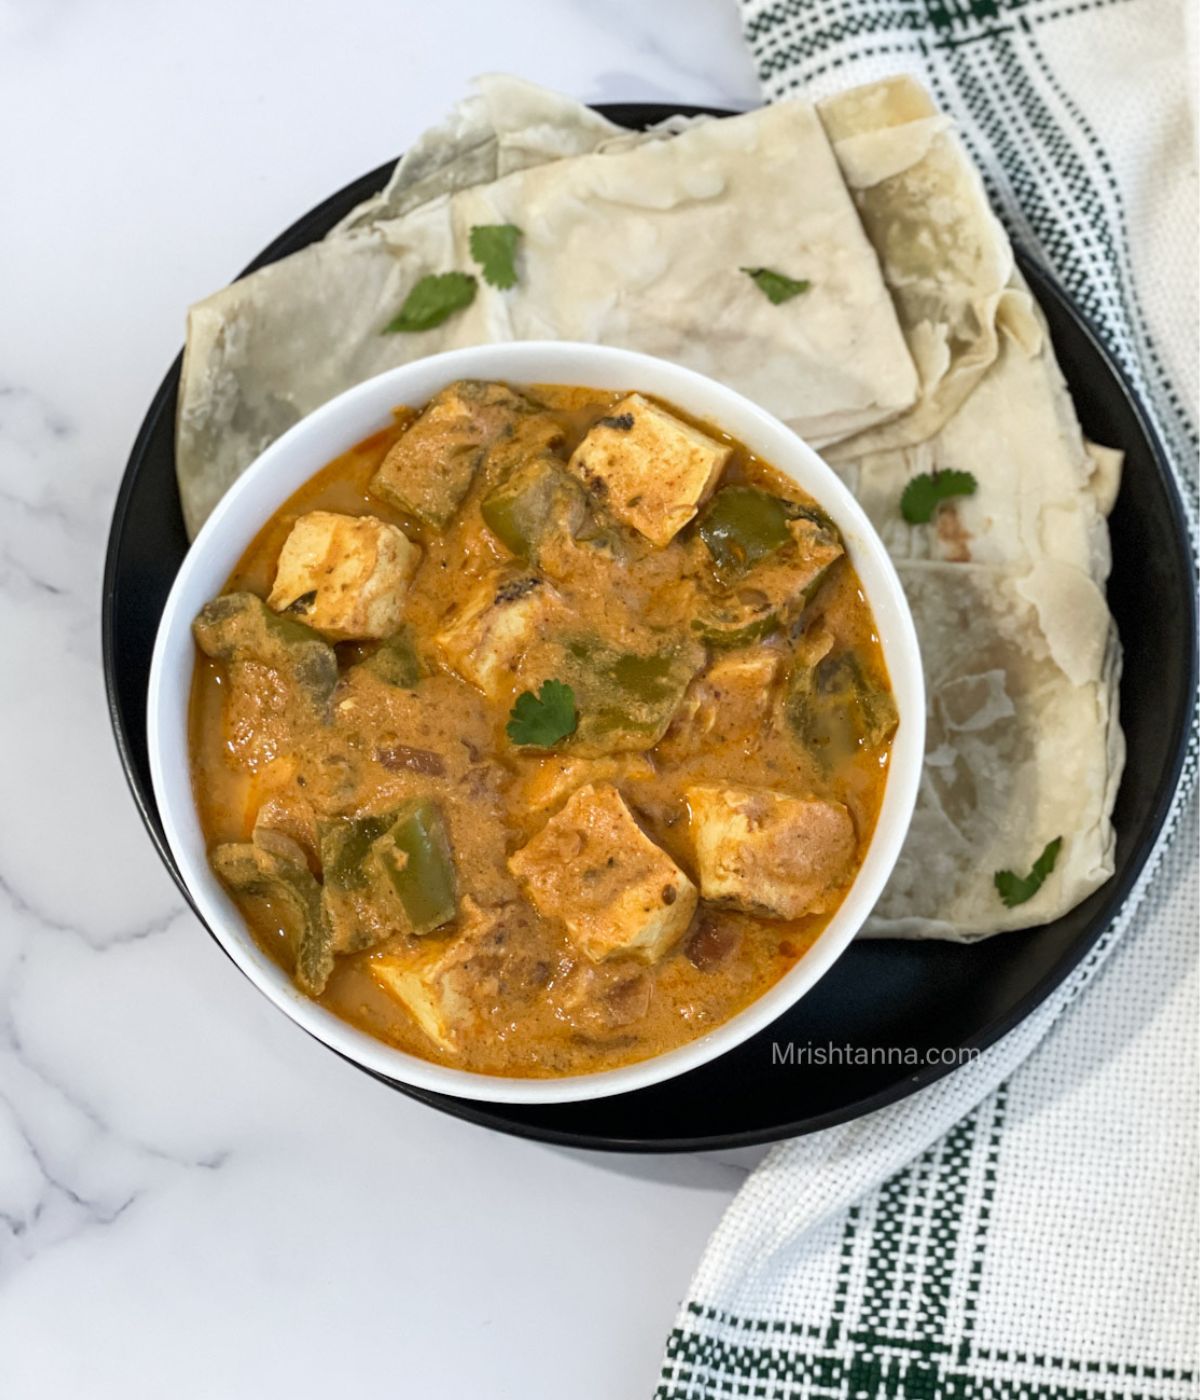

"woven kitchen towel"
[657,2,1199,1396]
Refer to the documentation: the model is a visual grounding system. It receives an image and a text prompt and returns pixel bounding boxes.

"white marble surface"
[0,3,764,1396]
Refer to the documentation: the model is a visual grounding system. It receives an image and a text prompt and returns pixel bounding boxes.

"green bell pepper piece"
[560,635,704,753]
[481,456,587,559]
[698,486,835,577]
[320,815,394,891]
[359,627,423,688]
[691,552,842,648]
[193,592,338,705]
[212,834,334,996]
[698,486,795,577]
[693,501,843,647]
[319,813,414,955]
[785,650,898,762]
[371,799,458,935]
[691,610,783,649]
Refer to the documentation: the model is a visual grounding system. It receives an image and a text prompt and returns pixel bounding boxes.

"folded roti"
[177,80,918,536]
[331,74,628,233]
[835,316,1116,687]
[794,74,1124,938]
[817,76,1015,460]
[863,562,1122,939]
[825,161,1124,933]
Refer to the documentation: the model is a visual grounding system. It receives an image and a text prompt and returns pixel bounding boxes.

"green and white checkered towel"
[657,2,1198,1396]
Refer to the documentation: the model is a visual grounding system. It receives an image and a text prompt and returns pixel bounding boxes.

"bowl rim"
[147,340,925,1105]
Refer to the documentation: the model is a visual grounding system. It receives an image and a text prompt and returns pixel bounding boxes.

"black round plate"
[103,103,1197,1151]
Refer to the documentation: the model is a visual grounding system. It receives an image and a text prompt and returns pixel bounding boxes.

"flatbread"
[822,164,1125,936]
[817,76,1015,460]
[331,75,627,232]
[862,563,1122,939]
[448,99,919,443]
[177,81,918,537]
[835,296,1117,660]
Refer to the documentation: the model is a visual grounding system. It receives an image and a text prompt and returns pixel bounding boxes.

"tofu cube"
[372,380,556,528]
[434,572,563,696]
[686,785,857,919]
[267,510,421,642]
[662,649,782,756]
[368,899,503,1052]
[692,649,782,729]
[567,394,731,547]
[509,783,696,963]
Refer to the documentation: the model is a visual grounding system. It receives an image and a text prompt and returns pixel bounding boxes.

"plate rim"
[101,100,1198,1152]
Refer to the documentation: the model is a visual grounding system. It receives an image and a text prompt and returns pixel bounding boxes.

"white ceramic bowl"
[149,342,924,1105]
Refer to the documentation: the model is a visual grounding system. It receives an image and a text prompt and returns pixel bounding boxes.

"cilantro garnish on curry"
[188,380,899,1076]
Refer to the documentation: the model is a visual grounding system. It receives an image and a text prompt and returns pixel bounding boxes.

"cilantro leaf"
[741,266,811,305]
[994,837,1062,909]
[383,272,477,333]
[900,469,978,524]
[469,224,523,290]
[506,679,577,747]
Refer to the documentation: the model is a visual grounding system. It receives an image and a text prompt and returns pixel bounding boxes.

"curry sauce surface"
[189,384,893,1076]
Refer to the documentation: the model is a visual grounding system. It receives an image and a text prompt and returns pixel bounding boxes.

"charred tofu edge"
[567,393,731,547]
[433,572,563,696]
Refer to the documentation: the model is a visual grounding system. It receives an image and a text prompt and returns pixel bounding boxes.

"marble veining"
[0,3,763,1396]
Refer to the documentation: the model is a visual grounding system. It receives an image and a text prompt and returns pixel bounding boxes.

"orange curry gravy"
[189,382,895,1077]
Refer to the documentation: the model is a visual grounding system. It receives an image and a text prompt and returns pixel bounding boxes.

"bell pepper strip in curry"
[691,487,845,647]
[357,626,424,688]
[559,636,705,754]
[370,800,459,936]
[481,455,588,560]
[316,802,457,947]
[211,830,335,996]
[192,591,338,707]
[698,485,798,576]
[785,649,899,764]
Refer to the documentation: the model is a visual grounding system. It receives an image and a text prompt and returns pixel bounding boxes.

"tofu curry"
[189,380,897,1077]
